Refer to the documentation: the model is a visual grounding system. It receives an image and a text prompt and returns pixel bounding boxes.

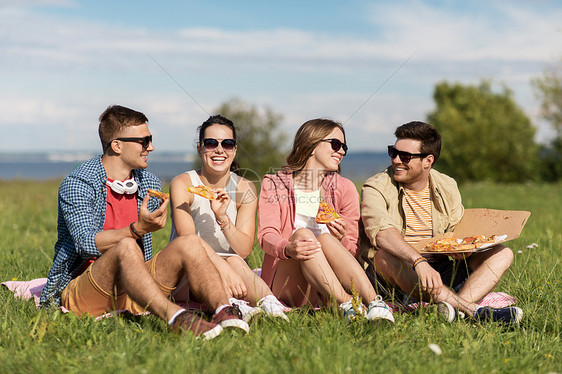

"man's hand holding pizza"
[134,193,169,236]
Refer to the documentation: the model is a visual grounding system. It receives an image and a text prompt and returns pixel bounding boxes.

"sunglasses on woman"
[387,145,429,163]
[321,138,348,155]
[113,135,153,150]
[202,138,237,151]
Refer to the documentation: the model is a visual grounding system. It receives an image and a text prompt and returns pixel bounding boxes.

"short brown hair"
[98,105,149,154]
[395,121,441,163]
[286,118,346,174]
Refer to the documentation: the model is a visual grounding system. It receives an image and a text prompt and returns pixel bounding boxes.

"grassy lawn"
[0,180,560,373]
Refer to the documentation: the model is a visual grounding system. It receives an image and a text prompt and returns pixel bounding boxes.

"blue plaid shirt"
[40,156,162,308]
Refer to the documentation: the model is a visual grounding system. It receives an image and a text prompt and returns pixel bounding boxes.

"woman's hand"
[210,188,230,222]
[222,268,248,299]
[284,239,321,260]
[327,218,347,241]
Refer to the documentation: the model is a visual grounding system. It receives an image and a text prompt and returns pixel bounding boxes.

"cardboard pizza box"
[414,208,531,253]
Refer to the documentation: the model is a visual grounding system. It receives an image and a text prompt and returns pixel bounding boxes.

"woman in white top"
[169,115,288,322]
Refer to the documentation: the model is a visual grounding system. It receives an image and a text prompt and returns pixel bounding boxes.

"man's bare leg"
[374,249,478,315]
[457,245,513,303]
[152,235,231,312]
[90,238,182,322]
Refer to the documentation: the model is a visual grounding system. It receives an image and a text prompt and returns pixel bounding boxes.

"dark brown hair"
[395,121,441,163]
[197,114,240,173]
[98,105,149,154]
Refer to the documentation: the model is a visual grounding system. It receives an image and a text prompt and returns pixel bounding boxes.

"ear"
[423,154,434,169]
[109,140,123,155]
[197,144,202,158]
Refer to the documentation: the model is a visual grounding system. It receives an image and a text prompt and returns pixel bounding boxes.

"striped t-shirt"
[403,183,433,245]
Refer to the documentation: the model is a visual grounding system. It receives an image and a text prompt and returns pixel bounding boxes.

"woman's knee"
[291,228,316,241]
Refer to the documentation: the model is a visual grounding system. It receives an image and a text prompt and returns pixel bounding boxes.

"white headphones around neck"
[105,178,138,195]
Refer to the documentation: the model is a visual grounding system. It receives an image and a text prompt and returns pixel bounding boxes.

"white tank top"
[170,170,239,256]
[293,187,330,236]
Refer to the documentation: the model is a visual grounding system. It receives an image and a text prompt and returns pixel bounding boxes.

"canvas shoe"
[339,300,365,322]
[436,301,456,323]
[229,298,263,323]
[170,310,223,340]
[211,304,250,333]
[258,295,290,321]
[474,306,523,324]
[366,296,395,323]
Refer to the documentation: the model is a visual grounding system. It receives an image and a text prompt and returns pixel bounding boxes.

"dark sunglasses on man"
[387,145,429,163]
[202,138,237,151]
[111,135,153,150]
[321,138,348,155]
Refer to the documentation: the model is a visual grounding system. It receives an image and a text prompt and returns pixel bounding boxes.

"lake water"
[0,152,389,183]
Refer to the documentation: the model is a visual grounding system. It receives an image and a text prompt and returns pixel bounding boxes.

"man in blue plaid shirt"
[40,105,248,339]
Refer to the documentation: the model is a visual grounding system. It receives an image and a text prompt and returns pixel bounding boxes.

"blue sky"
[1,0,561,154]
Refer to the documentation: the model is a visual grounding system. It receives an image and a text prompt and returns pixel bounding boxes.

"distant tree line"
[206,60,562,184]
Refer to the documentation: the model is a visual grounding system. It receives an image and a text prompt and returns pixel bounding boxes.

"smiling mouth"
[211,156,226,163]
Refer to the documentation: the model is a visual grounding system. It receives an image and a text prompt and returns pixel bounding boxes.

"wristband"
[412,257,428,270]
[129,222,143,240]
[216,217,230,231]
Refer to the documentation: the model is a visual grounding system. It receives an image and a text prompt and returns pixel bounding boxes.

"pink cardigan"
[257,170,361,287]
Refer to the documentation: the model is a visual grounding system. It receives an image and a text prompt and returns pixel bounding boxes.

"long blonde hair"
[285,118,346,174]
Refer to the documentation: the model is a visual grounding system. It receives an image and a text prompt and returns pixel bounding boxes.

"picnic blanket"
[2,276,517,316]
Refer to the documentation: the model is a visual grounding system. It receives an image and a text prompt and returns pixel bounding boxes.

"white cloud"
[0,1,560,152]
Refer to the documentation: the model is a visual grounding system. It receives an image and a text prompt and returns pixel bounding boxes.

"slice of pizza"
[147,189,169,201]
[424,237,461,252]
[315,201,340,224]
[186,185,217,200]
[461,235,497,247]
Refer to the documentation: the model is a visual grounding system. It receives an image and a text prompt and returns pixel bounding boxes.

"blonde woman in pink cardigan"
[257,118,394,323]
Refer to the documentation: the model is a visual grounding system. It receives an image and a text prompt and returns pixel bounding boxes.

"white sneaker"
[339,300,366,322]
[258,295,289,321]
[229,298,262,323]
[366,295,395,323]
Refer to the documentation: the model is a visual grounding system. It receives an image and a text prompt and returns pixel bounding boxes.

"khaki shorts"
[61,251,175,317]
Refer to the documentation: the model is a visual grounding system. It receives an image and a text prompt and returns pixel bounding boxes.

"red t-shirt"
[103,181,139,231]
[77,180,139,274]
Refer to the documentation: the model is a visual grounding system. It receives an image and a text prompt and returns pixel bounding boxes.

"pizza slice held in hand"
[315,201,340,224]
[147,189,169,201]
[186,185,217,200]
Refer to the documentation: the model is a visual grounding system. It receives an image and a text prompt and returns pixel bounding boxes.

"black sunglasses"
[113,135,153,150]
[321,139,348,155]
[202,138,236,151]
[388,145,429,163]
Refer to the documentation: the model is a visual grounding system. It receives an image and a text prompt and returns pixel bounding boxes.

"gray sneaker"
[366,296,395,323]
[258,295,289,321]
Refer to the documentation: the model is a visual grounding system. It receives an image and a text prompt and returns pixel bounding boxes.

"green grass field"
[0,180,560,373]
